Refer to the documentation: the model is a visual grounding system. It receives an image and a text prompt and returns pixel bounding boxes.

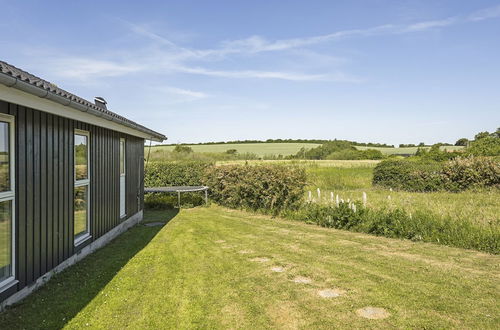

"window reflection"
[75,134,87,181]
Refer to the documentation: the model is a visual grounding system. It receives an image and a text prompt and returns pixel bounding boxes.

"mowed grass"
[306,165,500,226]
[0,206,498,329]
[151,143,321,157]
[355,145,464,155]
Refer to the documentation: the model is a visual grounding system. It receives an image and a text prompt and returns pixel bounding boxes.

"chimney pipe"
[94,96,107,110]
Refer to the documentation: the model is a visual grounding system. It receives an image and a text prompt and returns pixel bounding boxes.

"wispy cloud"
[467,4,500,21]
[164,86,209,99]
[31,4,500,84]
[180,5,500,56]
[404,17,457,32]
[42,57,142,81]
[175,66,357,82]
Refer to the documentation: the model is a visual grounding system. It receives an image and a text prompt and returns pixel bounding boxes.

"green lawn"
[151,143,321,157]
[1,206,498,329]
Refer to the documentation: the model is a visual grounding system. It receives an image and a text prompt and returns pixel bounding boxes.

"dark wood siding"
[0,100,145,302]
[126,136,145,217]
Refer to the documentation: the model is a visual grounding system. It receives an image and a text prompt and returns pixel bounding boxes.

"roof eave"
[0,69,166,142]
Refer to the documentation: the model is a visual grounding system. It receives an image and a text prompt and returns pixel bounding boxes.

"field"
[306,165,499,226]
[216,160,499,227]
[148,143,467,159]
[150,143,321,157]
[355,145,465,155]
[0,207,498,329]
[216,159,380,167]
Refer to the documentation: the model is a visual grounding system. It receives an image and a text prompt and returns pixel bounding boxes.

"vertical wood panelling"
[0,100,145,300]
[33,111,41,280]
[57,117,64,264]
[13,104,26,287]
[46,114,53,271]
[40,112,47,275]
[25,108,34,283]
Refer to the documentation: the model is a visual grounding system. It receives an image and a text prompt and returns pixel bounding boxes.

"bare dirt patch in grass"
[318,288,346,298]
[250,257,270,263]
[292,276,312,284]
[356,307,390,320]
[237,249,253,254]
[271,266,285,273]
[214,240,226,244]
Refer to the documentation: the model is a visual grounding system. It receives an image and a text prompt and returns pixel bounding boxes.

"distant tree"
[493,128,500,138]
[466,136,500,156]
[474,131,490,140]
[418,142,425,147]
[173,145,193,153]
[455,138,469,146]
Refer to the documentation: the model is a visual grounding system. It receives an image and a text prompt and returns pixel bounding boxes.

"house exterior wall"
[0,99,145,302]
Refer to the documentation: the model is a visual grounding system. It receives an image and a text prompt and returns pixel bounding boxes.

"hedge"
[372,159,444,191]
[144,161,214,209]
[373,157,500,192]
[203,164,307,213]
[144,161,214,187]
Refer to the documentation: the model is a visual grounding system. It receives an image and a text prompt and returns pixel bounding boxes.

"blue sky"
[1,1,499,145]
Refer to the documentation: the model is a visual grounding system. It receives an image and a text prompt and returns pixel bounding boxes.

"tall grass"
[305,165,499,226]
[284,202,499,254]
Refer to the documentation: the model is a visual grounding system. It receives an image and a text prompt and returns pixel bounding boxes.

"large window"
[74,130,90,245]
[0,114,15,287]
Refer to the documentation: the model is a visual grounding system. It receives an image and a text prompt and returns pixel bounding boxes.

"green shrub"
[466,136,500,156]
[416,144,460,161]
[173,145,193,153]
[374,157,500,192]
[145,193,205,209]
[144,161,214,209]
[372,159,444,191]
[145,161,214,187]
[285,202,499,254]
[203,165,306,213]
[326,149,384,160]
[442,157,500,191]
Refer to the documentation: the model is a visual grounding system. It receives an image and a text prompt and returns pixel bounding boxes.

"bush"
[145,161,214,187]
[442,157,500,191]
[374,157,500,192]
[416,145,460,161]
[144,161,214,209]
[466,136,500,156]
[372,159,445,191]
[145,193,205,209]
[173,145,193,153]
[326,149,384,160]
[203,165,306,213]
[285,202,499,254]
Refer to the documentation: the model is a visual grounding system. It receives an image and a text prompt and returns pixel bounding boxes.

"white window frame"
[0,113,16,291]
[74,129,91,246]
[119,138,126,218]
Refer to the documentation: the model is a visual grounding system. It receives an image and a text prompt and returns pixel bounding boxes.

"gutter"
[0,72,167,142]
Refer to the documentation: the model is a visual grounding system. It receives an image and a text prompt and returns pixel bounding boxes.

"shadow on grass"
[0,208,179,329]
